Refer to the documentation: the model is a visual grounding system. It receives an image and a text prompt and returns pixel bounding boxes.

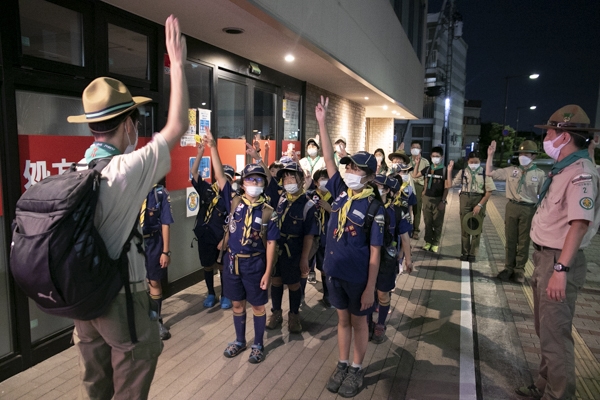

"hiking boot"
[203,294,218,308]
[159,323,171,340]
[497,269,512,281]
[266,309,283,330]
[515,384,543,399]
[220,296,232,309]
[326,361,348,393]
[511,271,525,284]
[288,312,302,333]
[308,271,317,283]
[248,344,265,364]
[338,366,365,398]
[371,324,386,344]
[423,242,431,251]
[430,245,439,253]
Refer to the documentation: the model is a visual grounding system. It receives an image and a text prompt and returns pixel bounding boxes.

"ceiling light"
[222,27,245,35]
[284,54,295,62]
[529,73,539,79]
[530,105,537,110]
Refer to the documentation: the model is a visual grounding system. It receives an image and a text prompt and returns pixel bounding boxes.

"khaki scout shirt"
[489,165,546,204]
[452,167,496,194]
[410,156,429,186]
[531,159,600,249]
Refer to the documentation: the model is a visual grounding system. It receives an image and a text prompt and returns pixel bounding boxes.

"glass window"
[253,88,276,140]
[217,79,246,139]
[108,24,148,80]
[19,0,83,66]
[186,61,212,110]
[283,91,300,141]
[16,90,88,136]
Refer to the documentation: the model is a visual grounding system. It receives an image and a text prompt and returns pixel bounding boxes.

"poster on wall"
[186,186,200,218]
[181,108,211,147]
[189,156,211,181]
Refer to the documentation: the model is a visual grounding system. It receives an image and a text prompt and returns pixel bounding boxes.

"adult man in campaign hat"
[516,105,600,399]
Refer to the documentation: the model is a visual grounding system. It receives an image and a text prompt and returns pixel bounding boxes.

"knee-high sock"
[205,268,215,295]
[289,288,302,314]
[271,285,284,311]
[220,271,225,298]
[253,310,266,346]
[233,311,246,344]
[150,293,163,322]
[322,275,329,298]
[378,296,391,326]
[300,277,308,296]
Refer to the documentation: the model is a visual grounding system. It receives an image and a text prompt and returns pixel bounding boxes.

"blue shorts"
[144,235,167,281]
[326,276,376,316]
[273,251,301,284]
[195,225,221,267]
[223,251,268,306]
[376,271,397,292]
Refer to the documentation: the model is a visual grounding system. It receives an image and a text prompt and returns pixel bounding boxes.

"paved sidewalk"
[1,190,599,399]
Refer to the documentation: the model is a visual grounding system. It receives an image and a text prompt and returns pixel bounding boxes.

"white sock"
[351,362,362,370]
[339,360,349,365]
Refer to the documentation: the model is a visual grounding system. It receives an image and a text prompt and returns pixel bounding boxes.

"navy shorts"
[223,251,268,306]
[195,225,221,267]
[376,271,397,292]
[326,276,376,316]
[144,235,167,281]
[273,251,301,284]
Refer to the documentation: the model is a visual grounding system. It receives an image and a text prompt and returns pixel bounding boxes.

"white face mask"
[519,155,532,166]
[378,188,385,197]
[284,183,299,193]
[319,179,329,190]
[376,155,383,163]
[343,173,365,190]
[307,148,318,157]
[232,182,240,191]
[124,124,138,154]
[411,148,421,156]
[400,174,409,183]
[244,186,263,197]
[468,163,480,170]
[335,145,341,152]
[543,133,570,160]
[431,157,441,165]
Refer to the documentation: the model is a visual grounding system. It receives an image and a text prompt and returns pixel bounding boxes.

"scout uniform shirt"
[192,177,229,239]
[324,171,384,284]
[410,156,430,186]
[452,167,497,194]
[531,159,600,249]
[141,185,174,237]
[299,155,326,178]
[489,165,546,204]
[276,191,319,258]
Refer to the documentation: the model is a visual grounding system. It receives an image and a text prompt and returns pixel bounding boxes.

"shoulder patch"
[580,197,594,210]
[374,214,385,226]
[572,174,593,185]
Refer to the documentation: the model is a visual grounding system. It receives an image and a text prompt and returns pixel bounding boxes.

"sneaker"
[371,324,386,344]
[515,384,543,399]
[511,271,525,284]
[159,323,171,340]
[326,361,348,393]
[288,312,302,333]
[203,294,218,308]
[220,296,232,309]
[338,366,364,398]
[423,242,431,251]
[413,232,420,240]
[308,271,317,283]
[496,269,512,281]
[430,245,439,253]
[223,341,247,358]
[266,309,283,330]
[248,344,265,364]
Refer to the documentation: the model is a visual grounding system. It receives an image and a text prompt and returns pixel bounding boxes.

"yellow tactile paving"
[486,200,600,399]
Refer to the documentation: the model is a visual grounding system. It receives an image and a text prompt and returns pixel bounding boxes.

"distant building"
[463,100,482,155]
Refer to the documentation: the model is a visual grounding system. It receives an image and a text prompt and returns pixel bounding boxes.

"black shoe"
[460,255,469,261]
[326,361,348,393]
[338,366,364,398]
[497,269,512,281]
[468,255,476,262]
[515,384,543,399]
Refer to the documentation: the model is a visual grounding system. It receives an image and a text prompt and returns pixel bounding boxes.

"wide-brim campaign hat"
[277,162,303,180]
[388,150,410,164]
[462,212,484,236]
[68,77,152,123]
[375,174,400,192]
[223,165,240,180]
[241,163,268,179]
[534,105,600,132]
[515,140,539,154]
[398,163,414,172]
[340,151,377,174]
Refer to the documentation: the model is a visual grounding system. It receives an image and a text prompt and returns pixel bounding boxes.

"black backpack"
[364,199,398,275]
[10,158,143,343]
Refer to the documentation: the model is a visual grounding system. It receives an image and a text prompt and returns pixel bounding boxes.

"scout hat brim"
[534,104,600,132]
[276,162,303,180]
[388,151,410,164]
[68,77,152,123]
[462,212,484,236]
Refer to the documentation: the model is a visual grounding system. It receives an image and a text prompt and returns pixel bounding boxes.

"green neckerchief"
[84,142,121,164]
[427,164,445,189]
[516,164,538,194]
[469,166,482,192]
[537,149,591,205]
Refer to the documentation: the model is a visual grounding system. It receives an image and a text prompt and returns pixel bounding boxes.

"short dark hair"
[313,169,329,181]
[410,141,421,147]
[565,130,592,150]
[269,162,283,170]
[89,108,139,137]
[431,146,444,156]
[468,152,479,160]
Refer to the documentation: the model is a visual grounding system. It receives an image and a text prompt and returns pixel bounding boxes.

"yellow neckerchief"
[317,190,332,234]
[280,189,306,227]
[335,187,374,241]
[384,196,393,208]
[140,184,158,228]
[204,182,221,224]
[392,182,409,206]
[517,164,538,194]
[239,195,266,246]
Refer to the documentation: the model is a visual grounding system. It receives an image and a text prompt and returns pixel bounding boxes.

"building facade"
[463,100,482,155]
[0,0,425,380]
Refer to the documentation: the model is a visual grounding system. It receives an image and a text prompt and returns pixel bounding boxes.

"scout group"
[64,16,600,400]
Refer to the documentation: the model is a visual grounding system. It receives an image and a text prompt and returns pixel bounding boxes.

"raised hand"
[203,127,215,148]
[488,140,497,157]
[448,160,454,170]
[165,15,187,66]
[315,96,329,123]
[196,141,205,156]
[399,142,405,151]
[246,142,260,161]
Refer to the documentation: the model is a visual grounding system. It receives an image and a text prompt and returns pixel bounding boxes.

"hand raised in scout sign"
[246,142,261,161]
[315,96,329,123]
[488,140,497,157]
[203,127,215,148]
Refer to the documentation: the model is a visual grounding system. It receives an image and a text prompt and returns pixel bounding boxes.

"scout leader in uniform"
[204,129,280,365]
[486,140,546,283]
[515,105,600,400]
[399,141,430,240]
[316,96,385,398]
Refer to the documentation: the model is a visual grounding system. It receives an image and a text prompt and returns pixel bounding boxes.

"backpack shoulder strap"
[217,195,243,263]
[260,202,274,250]
[364,197,382,240]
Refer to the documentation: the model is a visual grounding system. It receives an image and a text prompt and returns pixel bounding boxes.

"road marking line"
[460,260,477,399]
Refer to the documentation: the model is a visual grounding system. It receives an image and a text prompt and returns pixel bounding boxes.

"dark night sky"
[428,0,600,134]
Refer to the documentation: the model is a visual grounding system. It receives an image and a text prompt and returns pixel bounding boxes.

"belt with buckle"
[533,242,561,252]
[460,192,483,196]
[143,230,160,239]
[510,199,535,206]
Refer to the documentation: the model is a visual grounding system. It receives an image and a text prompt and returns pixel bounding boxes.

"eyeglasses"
[243,177,264,185]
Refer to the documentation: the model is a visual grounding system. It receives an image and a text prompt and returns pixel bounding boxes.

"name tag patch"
[352,209,365,219]
[572,174,592,185]
[531,176,538,182]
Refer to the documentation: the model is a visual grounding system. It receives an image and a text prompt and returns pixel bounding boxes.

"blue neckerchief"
[537,149,590,205]
[84,142,121,164]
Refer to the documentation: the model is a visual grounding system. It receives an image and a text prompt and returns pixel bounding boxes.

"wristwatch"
[162,251,172,257]
[553,262,569,272]
[442,199,448,204]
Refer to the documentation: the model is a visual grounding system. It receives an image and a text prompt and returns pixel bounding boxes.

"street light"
[516,105,537,132]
